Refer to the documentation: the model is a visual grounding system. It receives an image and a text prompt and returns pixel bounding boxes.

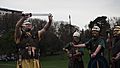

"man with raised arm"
[14,13,52,68]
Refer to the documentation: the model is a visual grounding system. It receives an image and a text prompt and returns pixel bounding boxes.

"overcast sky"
[0,0,120,29]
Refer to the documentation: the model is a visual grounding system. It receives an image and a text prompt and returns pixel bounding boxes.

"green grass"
[83,49,90,68]
[0,61,16,68]
[0,55,68,68]
[0,50,89,68]
[40,54,68,68]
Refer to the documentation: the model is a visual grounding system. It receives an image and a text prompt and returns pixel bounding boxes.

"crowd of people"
[63,25,120,68]
[14,13,120,68]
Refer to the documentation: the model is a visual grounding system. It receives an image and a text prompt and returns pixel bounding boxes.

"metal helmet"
[113,25,120,36]
[22,22,32,27]
[114,25,120,31]
[92,25,100,31]
[73,31,80,37]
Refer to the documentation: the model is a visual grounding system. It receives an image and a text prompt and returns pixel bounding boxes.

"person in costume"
[63,31,84,68]
[74,25,109,68]
[111,25,120,68]
[14,13,52,68]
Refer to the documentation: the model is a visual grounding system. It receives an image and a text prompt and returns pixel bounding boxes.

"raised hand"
[48,13,53,22]
[22,13,32,20]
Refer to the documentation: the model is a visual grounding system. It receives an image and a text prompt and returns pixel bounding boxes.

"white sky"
[0,0,120,29]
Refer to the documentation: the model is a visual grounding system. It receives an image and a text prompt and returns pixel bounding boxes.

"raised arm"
[38,14,53,39]
[14,15,29,44]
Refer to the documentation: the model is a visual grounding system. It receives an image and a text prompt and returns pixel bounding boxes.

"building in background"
[0,7,22,15]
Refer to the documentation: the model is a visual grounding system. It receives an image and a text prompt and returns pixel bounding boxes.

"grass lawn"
[0,49,89,68]
[0,61,16,68]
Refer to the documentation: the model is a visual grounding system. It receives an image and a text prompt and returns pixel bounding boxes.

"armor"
[17,29,39,59]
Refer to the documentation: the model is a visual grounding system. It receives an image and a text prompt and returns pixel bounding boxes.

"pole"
[69,15,71,26]
[22,13,52,17]
[69,15,72,41]
[107,30,112,68]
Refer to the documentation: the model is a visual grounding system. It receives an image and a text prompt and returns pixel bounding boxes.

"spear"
[69,15,72,41]
[69,15,71,26]
[106,30,112,68]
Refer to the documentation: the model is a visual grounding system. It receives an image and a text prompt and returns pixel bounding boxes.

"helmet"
[22,22,33,32]
[24,21,31,24]
[73,31,80,37]
[22,22,32,27]
[114,25,120,31]
[113,25,120,36]
[92,26,100,31]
